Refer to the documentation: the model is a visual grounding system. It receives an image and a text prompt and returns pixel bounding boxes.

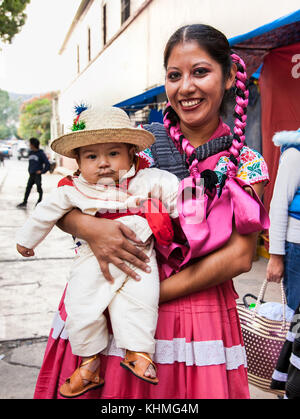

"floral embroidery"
[138,148,154,167]
[215,146,269,185]
[240,149,257,163]
[247,162,262,179]
[139,146,269,185]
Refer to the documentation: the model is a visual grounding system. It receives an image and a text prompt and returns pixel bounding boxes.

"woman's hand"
[266,254,284,283]
[57,209,151,283]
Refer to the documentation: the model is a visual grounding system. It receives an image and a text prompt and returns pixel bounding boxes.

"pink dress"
[34,140,269,399]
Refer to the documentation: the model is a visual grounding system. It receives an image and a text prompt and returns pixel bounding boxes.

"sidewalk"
[0,165,8,190]
[0,258,280,399]
[0,159,280,399]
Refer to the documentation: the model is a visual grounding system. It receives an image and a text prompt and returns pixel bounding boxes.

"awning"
[229,9,300,45]
[229,9,300,76]
[114,85,165,112]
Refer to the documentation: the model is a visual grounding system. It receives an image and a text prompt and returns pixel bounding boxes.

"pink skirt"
[33,277,249,399]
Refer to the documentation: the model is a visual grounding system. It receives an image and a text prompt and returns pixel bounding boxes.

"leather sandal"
[120,350,159,385]
[59,355,104,398]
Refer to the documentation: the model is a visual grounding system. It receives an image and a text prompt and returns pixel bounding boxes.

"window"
[103,4,107,46]
[121,0,130,25]
[77,45,80,74]
[87,27,91,62]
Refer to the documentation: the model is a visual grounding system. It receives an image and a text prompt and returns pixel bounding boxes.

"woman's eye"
[194,67,209,77]
[167,71,181,81]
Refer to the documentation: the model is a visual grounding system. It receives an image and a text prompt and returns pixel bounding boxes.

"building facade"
[51,0,299,168]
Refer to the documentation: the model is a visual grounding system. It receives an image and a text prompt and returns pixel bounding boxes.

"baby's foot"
[121,351,158,384]
[144,362,156,379]
[80,355,101,386]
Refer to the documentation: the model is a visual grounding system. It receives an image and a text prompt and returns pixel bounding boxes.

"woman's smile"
[179,98,204,110]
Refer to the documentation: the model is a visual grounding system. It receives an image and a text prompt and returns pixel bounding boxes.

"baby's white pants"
[64,215,160,357]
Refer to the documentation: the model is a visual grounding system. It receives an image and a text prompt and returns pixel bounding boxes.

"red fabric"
[141,199,174,246]
[57,175,74,188]
[260,42,300,212]
[95,209,144,220]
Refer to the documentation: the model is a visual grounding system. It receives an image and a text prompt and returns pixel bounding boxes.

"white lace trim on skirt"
[51,311,247,370]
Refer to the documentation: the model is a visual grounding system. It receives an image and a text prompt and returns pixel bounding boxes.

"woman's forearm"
[56,208,94,239]
[159,227,257,303]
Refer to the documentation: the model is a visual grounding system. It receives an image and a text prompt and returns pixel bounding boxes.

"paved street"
[0,158,281,399]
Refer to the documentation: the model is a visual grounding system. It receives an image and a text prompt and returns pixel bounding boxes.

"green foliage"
[0,0,31,43]
[0,88,20,139]
[18,97,52,145]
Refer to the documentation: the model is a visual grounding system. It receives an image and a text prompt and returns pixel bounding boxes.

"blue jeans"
[284,241,300,311]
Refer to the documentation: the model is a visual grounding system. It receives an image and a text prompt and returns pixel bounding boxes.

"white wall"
[56,0,300,135]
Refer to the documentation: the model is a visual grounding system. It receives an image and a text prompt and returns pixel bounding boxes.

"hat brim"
[50,128,155,158]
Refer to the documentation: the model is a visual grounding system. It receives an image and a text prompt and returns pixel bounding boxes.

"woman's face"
[165,41,235,136]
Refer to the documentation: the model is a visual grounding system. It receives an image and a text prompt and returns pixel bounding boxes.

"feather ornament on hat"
[72,103,88,131]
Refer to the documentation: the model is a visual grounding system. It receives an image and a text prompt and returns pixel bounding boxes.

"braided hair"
[227,54,249,178]
[163,24,249,195]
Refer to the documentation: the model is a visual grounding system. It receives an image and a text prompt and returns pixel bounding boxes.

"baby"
[16,105,179,398]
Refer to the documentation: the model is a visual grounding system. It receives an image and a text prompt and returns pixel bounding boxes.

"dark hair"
[30,137,40,149]
[164,24,234,115]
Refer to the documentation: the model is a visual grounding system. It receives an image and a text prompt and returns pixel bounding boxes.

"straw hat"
[50,105,155,158]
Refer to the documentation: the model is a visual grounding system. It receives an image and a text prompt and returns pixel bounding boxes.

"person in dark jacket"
[17,137,50,208]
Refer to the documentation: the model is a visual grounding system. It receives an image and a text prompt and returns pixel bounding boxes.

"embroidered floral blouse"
[139,145,269,187]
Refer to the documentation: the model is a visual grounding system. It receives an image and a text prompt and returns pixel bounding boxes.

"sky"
[0,0,82,95]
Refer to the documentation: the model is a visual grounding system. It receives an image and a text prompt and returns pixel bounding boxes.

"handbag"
[237,279,290,394]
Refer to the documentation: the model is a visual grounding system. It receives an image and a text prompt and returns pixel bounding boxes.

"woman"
[34,24,269,399]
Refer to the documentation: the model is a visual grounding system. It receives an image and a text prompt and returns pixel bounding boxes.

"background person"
[16,137,50,208]
[266,128,300,311]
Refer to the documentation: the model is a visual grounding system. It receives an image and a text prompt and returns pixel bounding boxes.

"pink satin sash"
[156,151,270,278]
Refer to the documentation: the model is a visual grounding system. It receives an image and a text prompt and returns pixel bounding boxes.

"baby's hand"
[16,244,35,257]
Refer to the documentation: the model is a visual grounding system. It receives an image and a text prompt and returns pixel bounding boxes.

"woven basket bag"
[237,279,290,394]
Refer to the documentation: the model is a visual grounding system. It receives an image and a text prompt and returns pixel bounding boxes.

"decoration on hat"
[71,103,88,131]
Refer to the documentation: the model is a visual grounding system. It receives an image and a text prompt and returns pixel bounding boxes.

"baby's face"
[77,142,134,185]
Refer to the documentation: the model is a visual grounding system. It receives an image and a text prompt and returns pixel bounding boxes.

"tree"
[0,88,19,139]
[18,94,53,145]
[0,0,31,44]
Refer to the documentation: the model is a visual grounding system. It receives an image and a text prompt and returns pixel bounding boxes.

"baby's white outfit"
[16,165,179,356]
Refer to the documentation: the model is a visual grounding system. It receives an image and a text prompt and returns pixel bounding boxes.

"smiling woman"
[34,23,270,400]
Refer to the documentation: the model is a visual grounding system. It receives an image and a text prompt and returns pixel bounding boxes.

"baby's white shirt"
[16,165,179,250]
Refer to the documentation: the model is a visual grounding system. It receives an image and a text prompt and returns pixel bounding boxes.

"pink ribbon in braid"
[227,53,249,178]
[164,108,200,178]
